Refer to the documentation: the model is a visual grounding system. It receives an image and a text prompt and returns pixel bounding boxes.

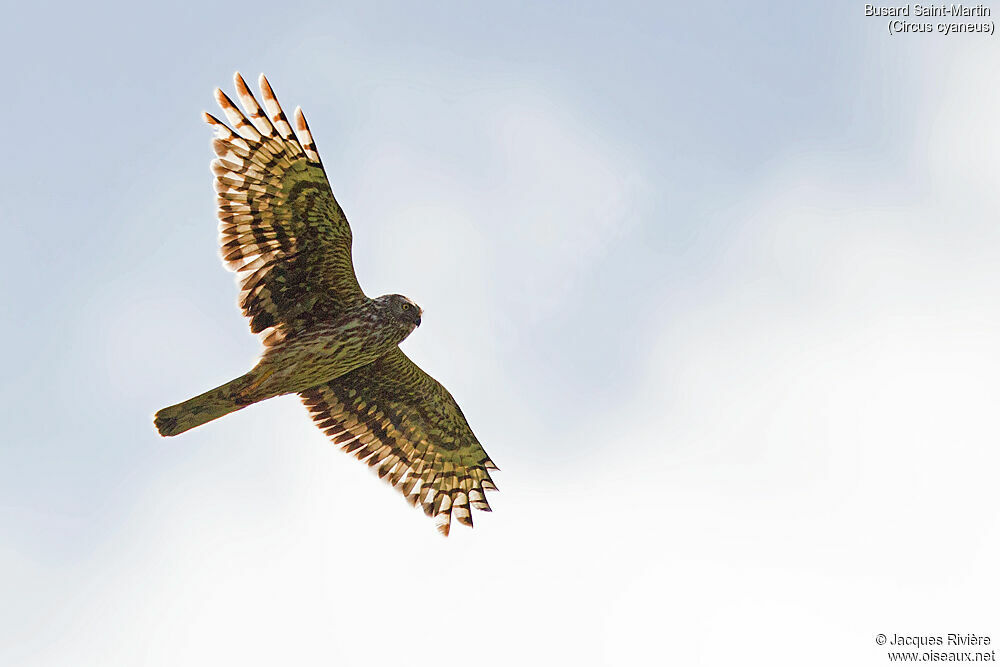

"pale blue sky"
[2,3,999,665]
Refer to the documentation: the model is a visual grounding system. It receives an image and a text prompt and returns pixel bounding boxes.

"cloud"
[6,13,1000,667]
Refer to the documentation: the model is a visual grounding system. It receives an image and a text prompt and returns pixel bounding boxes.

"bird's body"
[155,295,421,436]
[154,73,497,535]
[252,295,421,396]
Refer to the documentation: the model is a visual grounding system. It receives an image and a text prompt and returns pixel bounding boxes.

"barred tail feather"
[154,373,256,437]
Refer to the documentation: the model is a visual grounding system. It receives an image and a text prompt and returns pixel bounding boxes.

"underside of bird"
[153,72,499,536]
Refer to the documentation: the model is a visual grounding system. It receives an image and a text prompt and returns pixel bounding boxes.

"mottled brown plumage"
[154,73,497,536]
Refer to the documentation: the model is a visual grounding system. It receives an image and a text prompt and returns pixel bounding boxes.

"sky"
[2,2,999,665]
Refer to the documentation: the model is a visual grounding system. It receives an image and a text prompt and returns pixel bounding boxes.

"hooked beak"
[415,308,423,327]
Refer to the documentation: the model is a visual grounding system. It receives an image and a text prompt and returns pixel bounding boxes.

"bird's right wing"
[300,348,499,536]
[207,73,367,346]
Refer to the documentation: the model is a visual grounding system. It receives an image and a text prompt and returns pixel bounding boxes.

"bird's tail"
[154,372,257,437]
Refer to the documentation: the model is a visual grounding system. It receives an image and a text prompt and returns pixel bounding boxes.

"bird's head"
[376,294,423,330]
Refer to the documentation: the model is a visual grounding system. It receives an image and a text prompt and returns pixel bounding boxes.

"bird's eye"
[402,303,410,311]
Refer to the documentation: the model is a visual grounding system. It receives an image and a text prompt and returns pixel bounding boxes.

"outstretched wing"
[207,73,366,346]
[300,348,499,536]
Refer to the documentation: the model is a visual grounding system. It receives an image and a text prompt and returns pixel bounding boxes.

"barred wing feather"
[300,348,499,536]
[207,72,366,346]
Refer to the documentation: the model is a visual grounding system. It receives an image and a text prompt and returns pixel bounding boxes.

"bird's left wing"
[300,348,499,536]
[207,73,367,346]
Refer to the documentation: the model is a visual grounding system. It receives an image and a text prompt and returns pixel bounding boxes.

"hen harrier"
[155,73,498,536]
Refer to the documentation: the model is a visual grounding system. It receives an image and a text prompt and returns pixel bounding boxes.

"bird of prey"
[154,73,498,536]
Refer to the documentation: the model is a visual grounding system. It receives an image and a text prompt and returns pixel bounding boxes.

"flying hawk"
[154,73,498,536]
